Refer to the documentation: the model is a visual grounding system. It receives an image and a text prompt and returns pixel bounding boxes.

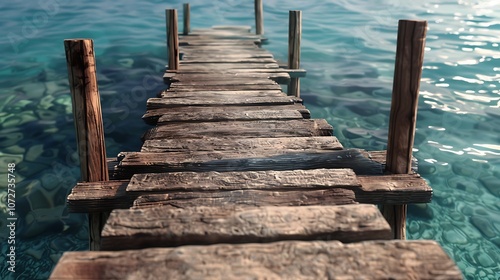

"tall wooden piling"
[166,9,179,70]
[382,20,427,239]
[183,3,190,35]
[287,10,302,97]
[64,39,109,251]
[254,0,264,35]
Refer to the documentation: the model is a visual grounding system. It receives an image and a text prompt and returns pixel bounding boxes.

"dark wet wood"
[50,240,462,280]
[101,204,391,250]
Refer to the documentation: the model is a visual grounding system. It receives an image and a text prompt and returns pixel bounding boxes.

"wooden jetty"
[51,3,462,279]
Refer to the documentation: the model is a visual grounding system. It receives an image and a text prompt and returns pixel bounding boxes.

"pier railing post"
[183,3,190,35]
[64,39,109,251]
[287,10,302,97]
[166,9,179,70]
[254,0,264,35]
[382,20,427,239]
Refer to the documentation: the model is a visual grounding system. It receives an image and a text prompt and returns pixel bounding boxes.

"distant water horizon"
[1,0,499,279]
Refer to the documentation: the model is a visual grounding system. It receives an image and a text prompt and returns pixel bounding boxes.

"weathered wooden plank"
[142,119,332,139]
[178,63,280,70]
[166,84,284,92]
[183,53,274,59]
[68,169,432,213]
[127,169,357,192]
[146,96,300,109]
[141,136,341,153]
[100,204,391,250]
[180,58,277,64]
[114,149,384,179]
[160,90,286,98]
[169,79,278,86]
[164,72,290,84]
[142,104,308,124]
[67,181,132,212]
[50,240,462,280]
[157,109,305,123]
[132,188,356,208]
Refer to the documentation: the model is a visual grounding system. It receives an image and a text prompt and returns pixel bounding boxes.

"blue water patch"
[0,0,499,279]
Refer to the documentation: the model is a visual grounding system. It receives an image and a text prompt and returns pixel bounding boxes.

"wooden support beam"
[64,39,109,251]
[381,20,427,240]
[254,0,264,35]
[166,9,179,70]
[287,10,302,97]
[183,3,190,35]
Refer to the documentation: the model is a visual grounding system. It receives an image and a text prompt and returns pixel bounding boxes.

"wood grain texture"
[141,136,341,152]
[50,240,462,280]
[66,169,431,212]
[142,104,309,124]
[288,10,301,97]
[142,119,332,140]
[160,89,286,98]
[64,38,109,251]
[383,20,427,240]
[157,109,305,123]
[168,78,278,86]
[147,96,299,109]
[114,149,384,179]
[101,204,391,250]
[166,9,179,70]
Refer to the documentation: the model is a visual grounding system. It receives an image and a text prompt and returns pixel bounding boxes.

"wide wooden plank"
[160,89,287,98]
[147,96,299,109]
[114,149,384,179]
[143,119,331,139]
[101,204,391,250]
[178,63,280,70]
[169,79,278,86]
[141,136,341,152]
[50,240,462,280]
[142,104,309,124]
[182,53,274,59]
[165,72,290,84]
[157,109,305,123]
[167,84,283,91]
[127,168,357,192]
[66,170,432,212]
[180,58,277,64]
[132,187,356,209]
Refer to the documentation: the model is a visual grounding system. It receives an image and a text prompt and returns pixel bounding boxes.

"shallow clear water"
[1,0,499,279]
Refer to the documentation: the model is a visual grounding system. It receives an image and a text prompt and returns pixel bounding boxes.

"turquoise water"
[1,0,499,279]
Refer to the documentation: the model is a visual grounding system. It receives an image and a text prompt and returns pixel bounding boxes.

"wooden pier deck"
[51,8,462,280]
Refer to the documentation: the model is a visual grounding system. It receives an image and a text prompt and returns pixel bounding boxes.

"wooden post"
[381,20,427,239]
[166,9,179,70]
[254,0,264,35]
[183,3,190,35]
[287,10,302,97]
[64,39,109,251]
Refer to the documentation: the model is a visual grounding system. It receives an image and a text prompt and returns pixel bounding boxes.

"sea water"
[0,0,499,279]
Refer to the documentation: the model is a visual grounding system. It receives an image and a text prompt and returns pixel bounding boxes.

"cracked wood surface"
[50,240,462,280]
[100,204,391,250]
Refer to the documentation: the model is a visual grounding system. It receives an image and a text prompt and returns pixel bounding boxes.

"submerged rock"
[408,203,434,220]
[470,216,496,238]
[479,175,500,197]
